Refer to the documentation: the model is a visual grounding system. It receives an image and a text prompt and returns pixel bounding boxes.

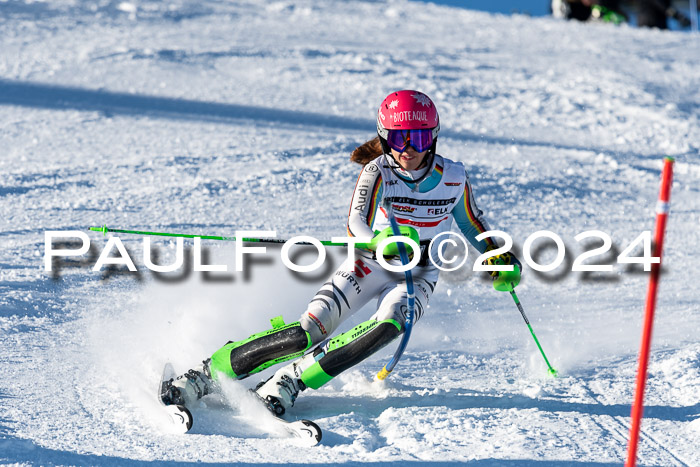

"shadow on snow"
[0,437,621,467]
[0,79,648,159]
[299,390,699,425]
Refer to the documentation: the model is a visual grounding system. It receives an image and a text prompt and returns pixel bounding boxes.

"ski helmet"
[376,90,440,155]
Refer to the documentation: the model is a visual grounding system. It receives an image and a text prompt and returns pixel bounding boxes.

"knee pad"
[209,317,312,380]
[300,306,333,345]
[300,319,401,389]
[300,281,348,343]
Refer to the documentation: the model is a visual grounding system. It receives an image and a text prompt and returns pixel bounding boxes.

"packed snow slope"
[1,0,699,465]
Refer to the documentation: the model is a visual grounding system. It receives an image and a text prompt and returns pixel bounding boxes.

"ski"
[158,363,321,445]
[245,389,322,446]
[268,417,322,447]
[158,363,193,433]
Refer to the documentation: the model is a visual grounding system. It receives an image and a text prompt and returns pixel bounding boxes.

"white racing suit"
[203,153,496,409]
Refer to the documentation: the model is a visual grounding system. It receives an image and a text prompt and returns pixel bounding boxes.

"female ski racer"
[162,90,522,415]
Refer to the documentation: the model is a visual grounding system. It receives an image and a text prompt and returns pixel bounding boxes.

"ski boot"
[254,359,309,416]
[161,359,214,407]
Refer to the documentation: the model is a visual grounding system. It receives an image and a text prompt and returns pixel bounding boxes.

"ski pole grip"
[89,225,109,235]
[376,366,391,381]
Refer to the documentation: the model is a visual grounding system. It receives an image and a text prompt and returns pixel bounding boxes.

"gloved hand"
[357,226,419,257]
[483,245,522,291]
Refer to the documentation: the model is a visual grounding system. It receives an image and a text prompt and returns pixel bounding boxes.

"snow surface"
[1,0,699,465]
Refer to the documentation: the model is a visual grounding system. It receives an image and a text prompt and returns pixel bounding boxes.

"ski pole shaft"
[509,289,558,377]
[88,225,346,246]
[377,202,415,381]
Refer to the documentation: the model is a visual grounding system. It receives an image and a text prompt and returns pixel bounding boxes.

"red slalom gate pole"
[625,157,675,467]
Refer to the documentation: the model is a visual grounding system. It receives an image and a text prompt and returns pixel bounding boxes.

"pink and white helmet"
[376,90,440,140]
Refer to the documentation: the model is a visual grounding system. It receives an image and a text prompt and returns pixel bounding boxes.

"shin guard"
[300,319,401,389]
[209,317,312,380]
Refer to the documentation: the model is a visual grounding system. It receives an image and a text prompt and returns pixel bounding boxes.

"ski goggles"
[386,129,434,153]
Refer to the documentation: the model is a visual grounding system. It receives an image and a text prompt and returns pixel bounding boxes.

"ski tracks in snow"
[572,370,690,466]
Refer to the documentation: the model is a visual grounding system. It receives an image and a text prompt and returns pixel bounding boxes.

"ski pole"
[376,201,416,381]
[88,225,347,246]
[509,288,558,377]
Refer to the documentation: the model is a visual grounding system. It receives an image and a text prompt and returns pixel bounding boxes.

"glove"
[483,245,522,292]
[357,226,419,257]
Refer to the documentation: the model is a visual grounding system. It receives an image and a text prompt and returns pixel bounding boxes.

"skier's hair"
[350,136,384,165]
